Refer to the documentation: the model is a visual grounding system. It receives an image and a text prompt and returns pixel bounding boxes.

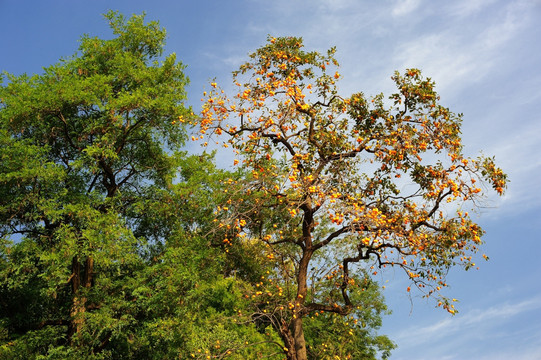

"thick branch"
[261,133,296,157]
[313,227,348,250]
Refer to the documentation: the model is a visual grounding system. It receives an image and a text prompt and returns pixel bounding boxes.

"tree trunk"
[68,167,109,345]
[68,256,94,344]
[292,316,308,360]
[288,248,312,360]
[279,321,298,360]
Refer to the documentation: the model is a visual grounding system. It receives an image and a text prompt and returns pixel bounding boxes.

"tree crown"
[194,36,507,314]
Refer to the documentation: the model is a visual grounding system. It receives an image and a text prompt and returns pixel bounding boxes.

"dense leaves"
[0,10,187,356]
[1,14,505,360]
[0,11,273,359]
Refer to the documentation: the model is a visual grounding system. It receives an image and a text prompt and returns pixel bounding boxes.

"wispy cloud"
[483,119,541,204]
[448,0,498,18]
[391,295,541,359]
[400,296,541,339]
[476,0,528,52]
[475,346,541,360]
[392,0,534,97]
[392,0,422,17]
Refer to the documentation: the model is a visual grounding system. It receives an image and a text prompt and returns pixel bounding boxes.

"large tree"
[195,36,507,360]
[0,11,195,357]
[1,14,395,359]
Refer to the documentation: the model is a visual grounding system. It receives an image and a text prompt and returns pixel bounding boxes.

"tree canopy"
[195,36,507,360]
[0,11,267,359]
[1,13,506,360]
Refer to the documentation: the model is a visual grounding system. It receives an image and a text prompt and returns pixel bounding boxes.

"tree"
[0,13,301,359]
[195,36,507,360]
[113,154,284,360]
[0,11,192,356]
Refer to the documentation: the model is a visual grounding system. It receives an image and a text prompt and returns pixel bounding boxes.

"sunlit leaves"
[194,35,507,327]
[0,12,200,358]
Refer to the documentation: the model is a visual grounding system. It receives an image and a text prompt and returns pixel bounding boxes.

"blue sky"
[1,0,540,358]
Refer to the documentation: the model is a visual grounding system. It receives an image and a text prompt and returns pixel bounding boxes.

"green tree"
[195,36,507,360]
[0,12,295,359]
[113,155,283,360]
[0,11,191,357]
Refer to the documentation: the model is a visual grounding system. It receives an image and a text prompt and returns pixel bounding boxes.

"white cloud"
[448,0,498,18]
[391,0,537,98]
[392,0,422,17]
[392,33,482,96]
[477,0,526,51]
[394,295,541,348]
[315,0,359,12]
[481,122,541,216]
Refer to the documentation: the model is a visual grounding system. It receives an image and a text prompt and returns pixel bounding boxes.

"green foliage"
[1,10,189,359]
[0,16,398,360]
[303,272,395,359]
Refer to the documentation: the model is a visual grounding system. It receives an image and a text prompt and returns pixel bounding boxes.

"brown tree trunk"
[68,165,111,345]
[279,321,298,360]
[292,316,308,360]
[288,248,312,360]
[68,256,94,344]
[68,256,81,342]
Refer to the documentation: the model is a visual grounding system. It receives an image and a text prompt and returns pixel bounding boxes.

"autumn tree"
[195,36,507,360]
